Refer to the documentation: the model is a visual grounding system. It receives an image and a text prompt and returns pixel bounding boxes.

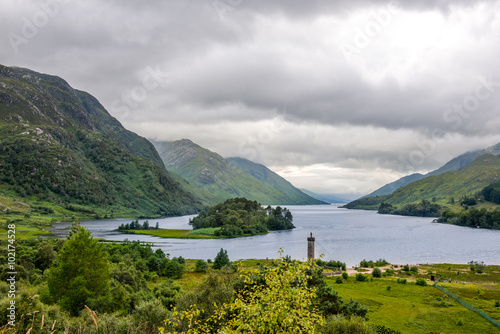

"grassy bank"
[122,228,220,239]
[121,226,269,239]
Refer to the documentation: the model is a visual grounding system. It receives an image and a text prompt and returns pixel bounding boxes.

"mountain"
[345,154,500,210]
[360,142,500,199]
[426,142,500,177]
[153,139,323,205]
[363,173,425,198]
[0,65,202,217]
[226,157,323,205]
[298,189,349,204]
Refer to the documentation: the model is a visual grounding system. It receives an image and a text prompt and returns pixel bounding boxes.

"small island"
[118,197,295,238]
[190,197,294,237]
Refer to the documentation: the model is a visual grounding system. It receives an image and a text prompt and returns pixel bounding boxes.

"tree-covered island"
[189,197,294,237]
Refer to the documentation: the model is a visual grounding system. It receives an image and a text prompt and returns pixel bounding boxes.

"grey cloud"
[2,0,500,195]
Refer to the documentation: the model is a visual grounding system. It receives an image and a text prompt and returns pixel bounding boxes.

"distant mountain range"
[153,139,324,205]
[0,65,203,217]
[299,189,350,204]
[345,143,500,210]
[364,142,500,198]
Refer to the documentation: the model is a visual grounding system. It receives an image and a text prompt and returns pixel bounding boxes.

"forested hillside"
[0,65,203,218]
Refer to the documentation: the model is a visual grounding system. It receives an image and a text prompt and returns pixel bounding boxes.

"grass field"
[329,277,499,333]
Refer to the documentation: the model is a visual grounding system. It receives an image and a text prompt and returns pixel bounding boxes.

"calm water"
[50,205,500,267]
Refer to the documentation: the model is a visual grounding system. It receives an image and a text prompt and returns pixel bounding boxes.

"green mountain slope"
[386,154,500,206]
[427,142,500,177]
[363,173,425,198]
[0,65,202,218]
[347,154,500,210]
[362,142,500,199]
[226,157,323,205]
[153,139,320,205]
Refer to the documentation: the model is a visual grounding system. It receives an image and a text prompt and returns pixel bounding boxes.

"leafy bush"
[372,324,402,334]
[335,276,343,284]
[461,197,478,206]
[372,268,382,278]
[397,278,407,284]
[469,260,486,273]
[415,278,427,286]
[360,259,389,268]
[342,272,348,280]
[356,273,367,282]
[319,315,376,334]
[195,259,208,272]
[317,259,347,271]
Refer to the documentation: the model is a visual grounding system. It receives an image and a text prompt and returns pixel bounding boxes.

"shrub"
[342,272,348,280]
[372,268,382,278]
[319,315,375,334]
[213,248,231,270]
[356,273,367,282]
[495,301,500,307]
[383,269,394,277]
[164,259,185,279]
[195,259,209,273]
[416,278,427,286]
[410,266,419,274]
[372,324,402,334]
[397,278,406,284]
[335,276,343,284]
[469,261,486,273]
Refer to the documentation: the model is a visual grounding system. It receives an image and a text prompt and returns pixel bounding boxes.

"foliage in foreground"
[162,256,369,333]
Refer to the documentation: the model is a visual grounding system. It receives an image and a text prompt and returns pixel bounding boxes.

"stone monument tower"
[307,232,315,261]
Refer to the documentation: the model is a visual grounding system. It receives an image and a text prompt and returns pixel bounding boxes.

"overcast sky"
[2,0,500,198]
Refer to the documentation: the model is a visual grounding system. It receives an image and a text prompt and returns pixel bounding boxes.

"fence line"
[434,283,500,328]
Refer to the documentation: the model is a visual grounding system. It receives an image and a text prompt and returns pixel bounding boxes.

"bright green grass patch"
[189,227,221,236]
[0,225,54,240]
[329,277,500,333]
[123,227,268,239]
[123,229,219,239]
[440,282,500,322]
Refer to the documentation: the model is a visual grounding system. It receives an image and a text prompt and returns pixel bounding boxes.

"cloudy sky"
[2,0,500,198]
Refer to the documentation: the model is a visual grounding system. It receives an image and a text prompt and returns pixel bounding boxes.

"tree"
[195,259,209,272]
[34,241,55,272]
[47,223,110,315]
[213,248,231,270]
[163,259,325,333]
